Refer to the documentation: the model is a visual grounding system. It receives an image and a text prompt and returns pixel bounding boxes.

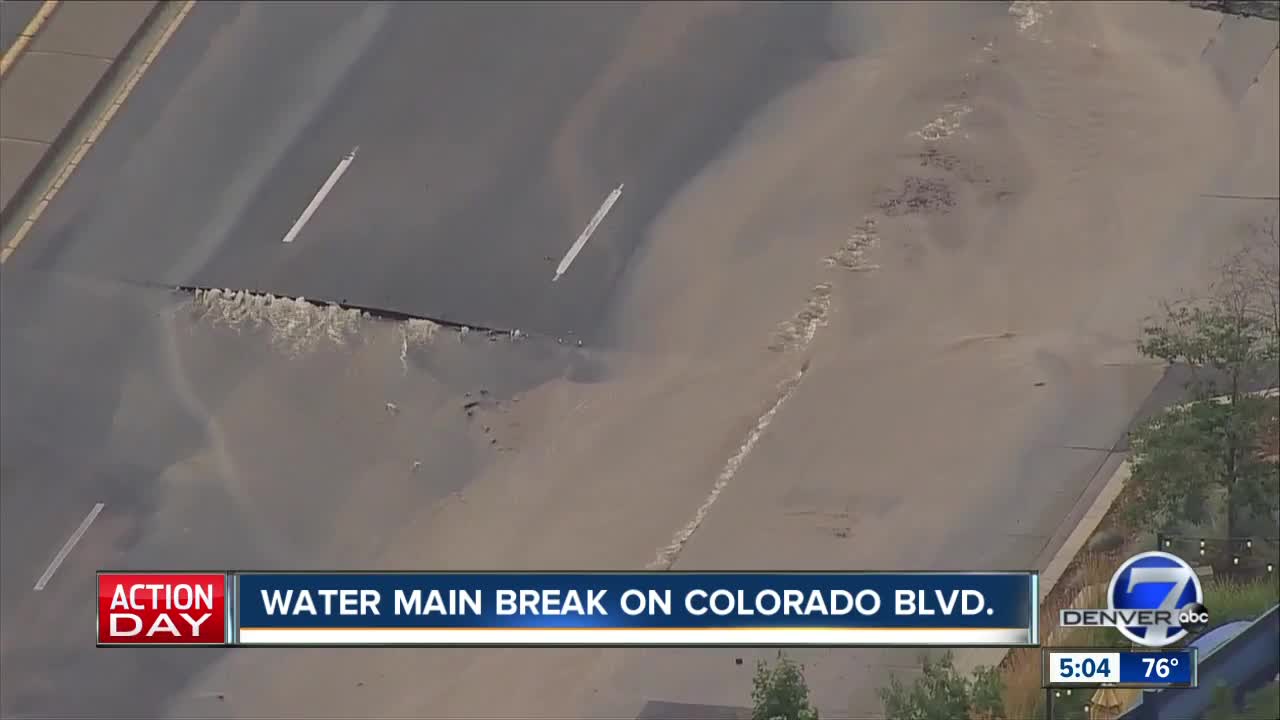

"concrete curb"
[1037,460,1131,604]
[951,456,1133,676]
[0,1,167,230]
[0,0,60,78]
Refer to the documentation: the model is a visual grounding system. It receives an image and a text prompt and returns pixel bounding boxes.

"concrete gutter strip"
[0,0,163,224]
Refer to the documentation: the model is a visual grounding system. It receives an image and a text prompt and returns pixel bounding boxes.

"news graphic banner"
[98,571,1039,647]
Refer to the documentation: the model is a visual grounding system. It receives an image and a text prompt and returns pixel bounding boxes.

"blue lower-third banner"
[230,572,1038,646]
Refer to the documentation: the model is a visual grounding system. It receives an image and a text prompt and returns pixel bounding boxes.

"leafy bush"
[878,651,1004,720]
[752,651,819,720]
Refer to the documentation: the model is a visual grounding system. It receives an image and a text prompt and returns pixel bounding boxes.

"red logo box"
[97,572,228,646]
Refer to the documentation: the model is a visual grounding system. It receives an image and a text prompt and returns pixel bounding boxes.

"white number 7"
[1126,566,1193,644]
[1127,567,1193,613]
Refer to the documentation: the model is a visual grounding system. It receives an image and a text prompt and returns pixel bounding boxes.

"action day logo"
[1061,551,1209,647]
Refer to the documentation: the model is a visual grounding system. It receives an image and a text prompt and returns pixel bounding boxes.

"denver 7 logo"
[1109,552,1204,647]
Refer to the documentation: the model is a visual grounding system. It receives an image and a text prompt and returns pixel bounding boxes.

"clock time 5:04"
[1048,652,1121,684]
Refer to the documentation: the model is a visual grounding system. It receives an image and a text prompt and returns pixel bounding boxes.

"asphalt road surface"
[0,2,839,717]
[9,0,833,341]
[4,2,1275,718]
[0,0,42,55]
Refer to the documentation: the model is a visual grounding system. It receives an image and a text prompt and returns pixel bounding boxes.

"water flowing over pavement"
[1,1,1277,718]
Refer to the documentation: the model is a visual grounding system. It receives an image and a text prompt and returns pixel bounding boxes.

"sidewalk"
[0,0,160,224]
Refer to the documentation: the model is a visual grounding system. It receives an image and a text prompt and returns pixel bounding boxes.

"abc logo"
[1178,602,1210,633]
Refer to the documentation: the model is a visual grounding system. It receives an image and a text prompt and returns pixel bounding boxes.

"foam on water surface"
[188,289,370,356]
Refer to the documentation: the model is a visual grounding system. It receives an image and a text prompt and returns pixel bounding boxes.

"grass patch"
[1203,575,1280,625]
[999,553,1123,719]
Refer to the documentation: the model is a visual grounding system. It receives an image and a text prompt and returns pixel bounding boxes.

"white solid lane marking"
[553,184,624,281]
[281,146,359,243]
[34,503,105,591]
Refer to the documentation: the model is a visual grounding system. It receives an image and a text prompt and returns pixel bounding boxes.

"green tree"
[877,651,1005,720]
[1126,227,1280,546]
[751,651,819,720]
[1126,394,1277,539]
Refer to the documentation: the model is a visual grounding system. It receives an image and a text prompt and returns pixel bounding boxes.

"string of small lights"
[1154,533,1279,574]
